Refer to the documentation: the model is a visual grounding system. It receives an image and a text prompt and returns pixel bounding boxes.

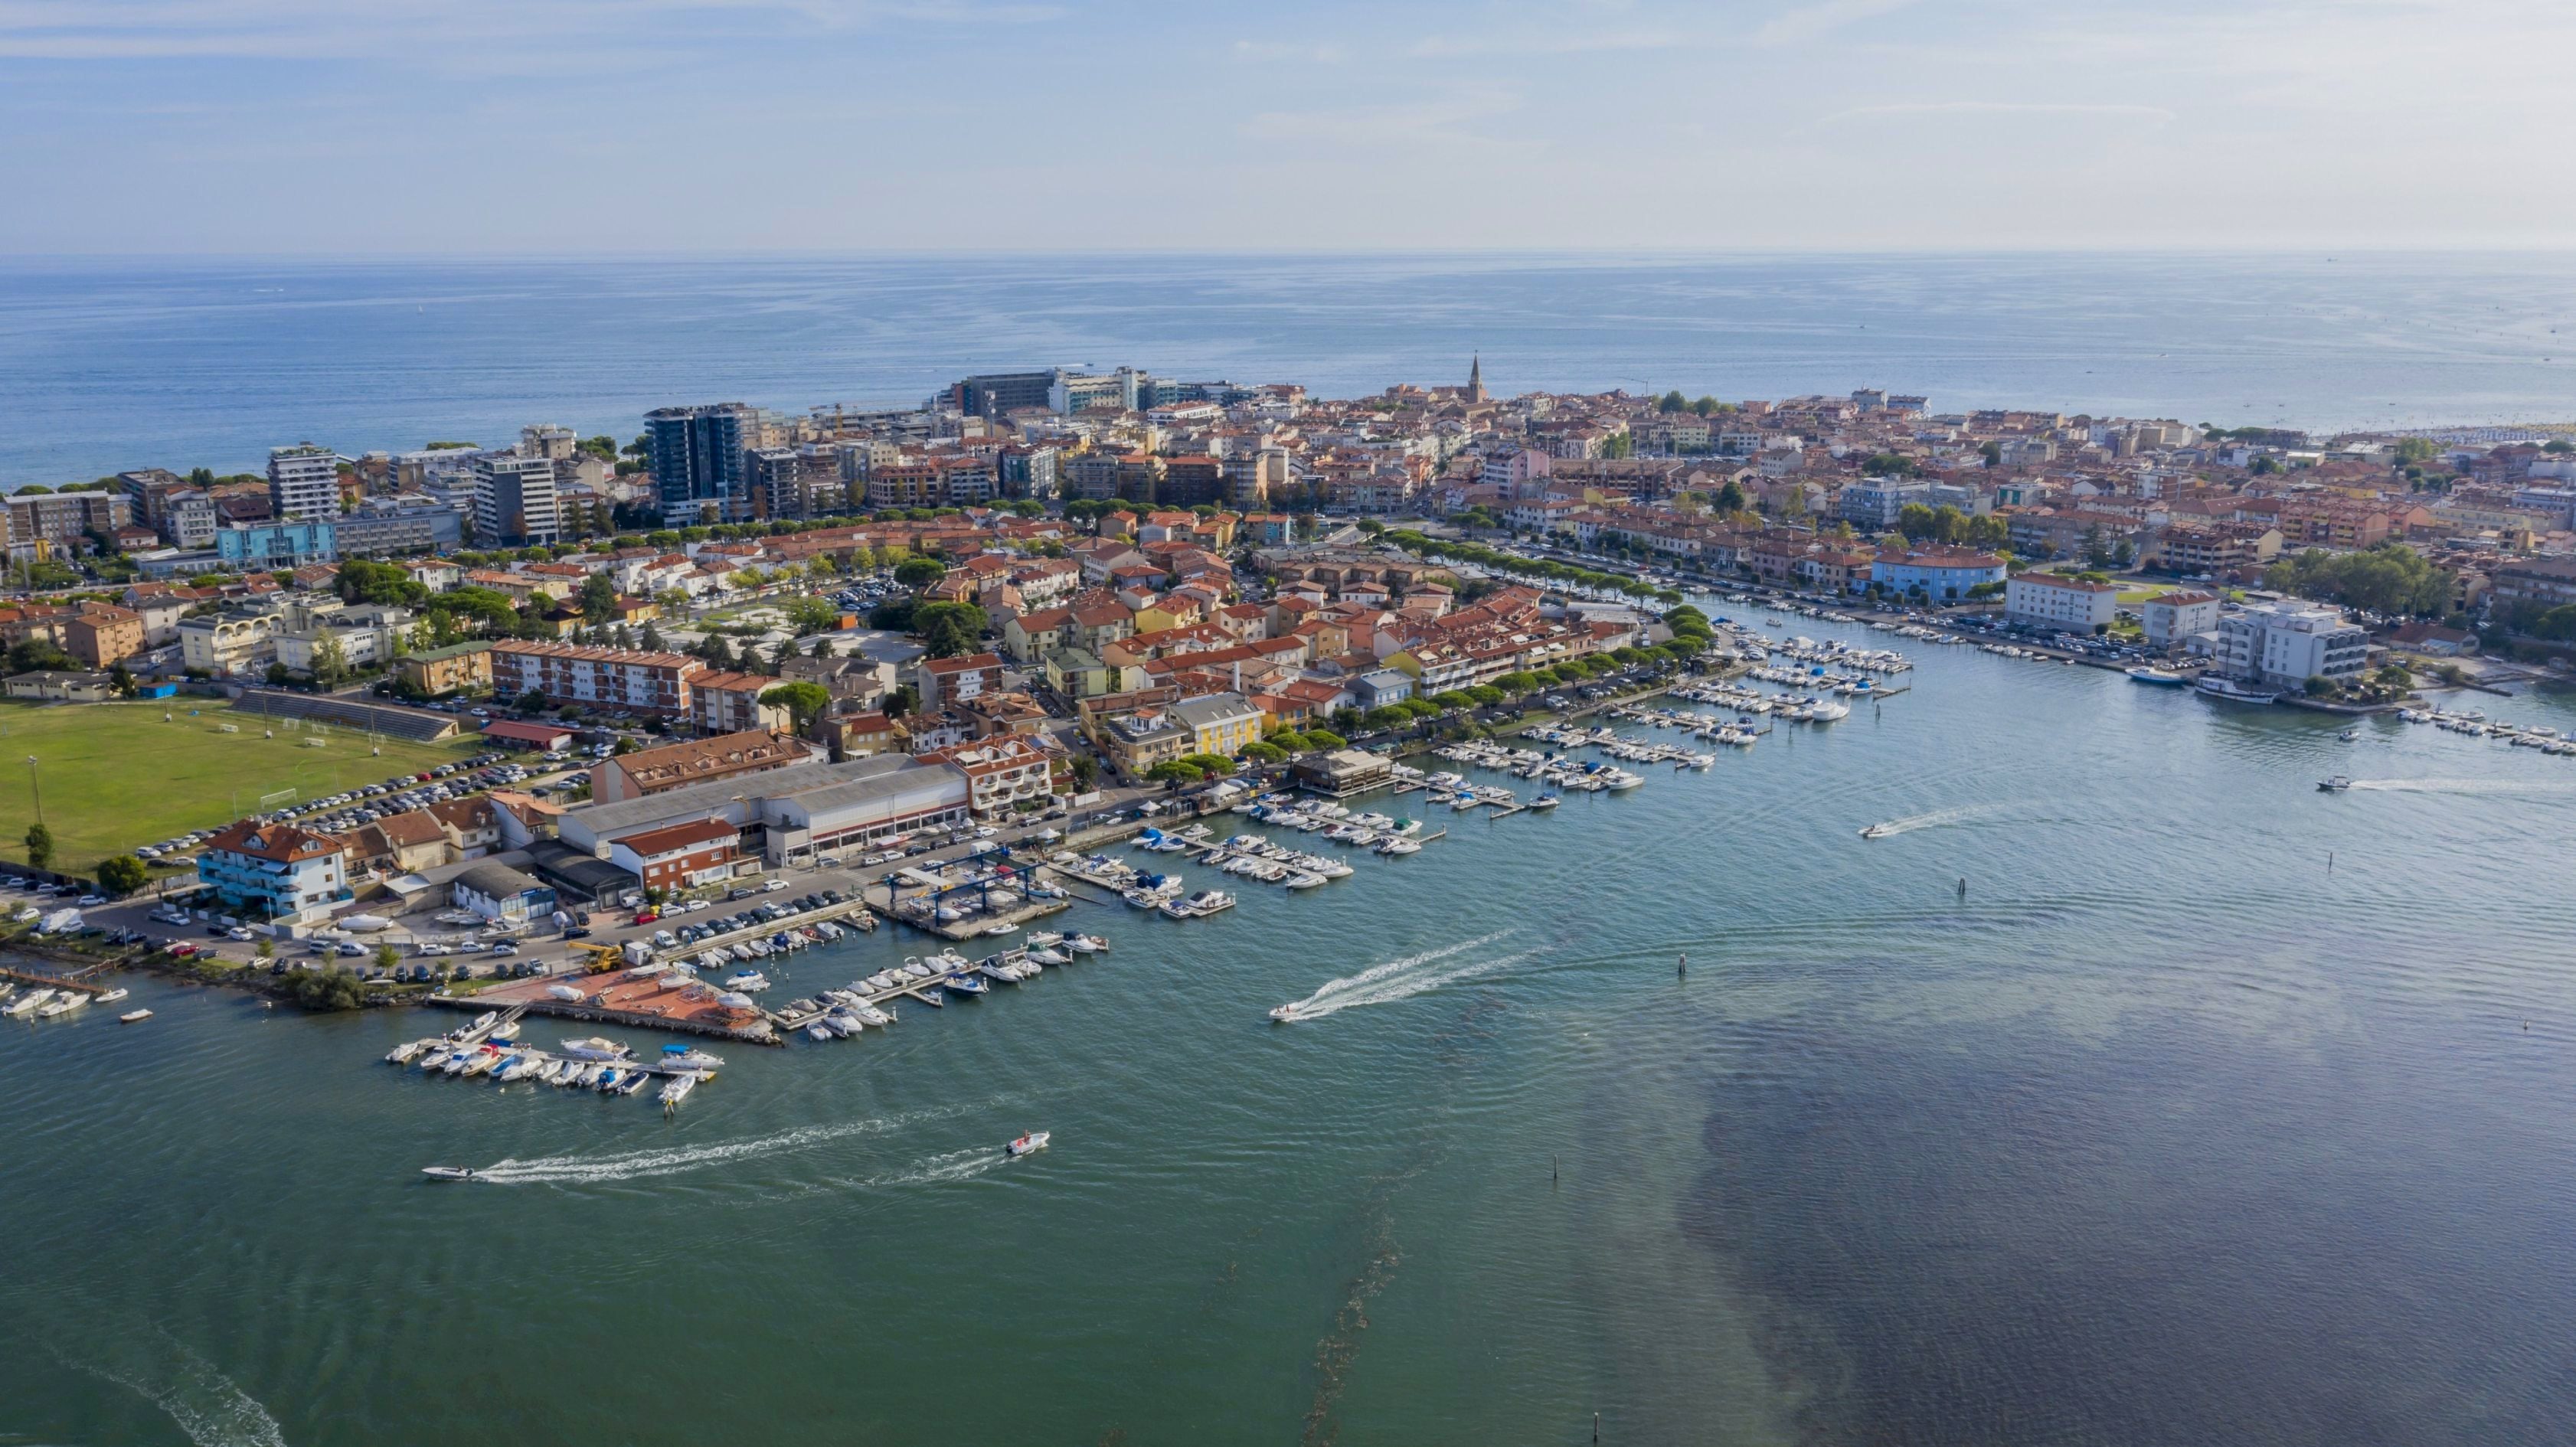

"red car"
[633,909,659,925]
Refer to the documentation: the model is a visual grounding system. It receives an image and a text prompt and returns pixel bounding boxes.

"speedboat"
[2339,727,2360,742]
[119,1009,153,1024]
[661,1045,726,1073]
[724,970,771,992]
[385,1039,430,1065]
[2,988,49,1017]
[2317,776,2352,792]
[1028,946,1069,966]
[1005,1130,1050,1157]
[659,1073,698,1110]
[2126,666,2188,685]
[1268,1003,1301,1024]
[805,1021,835,1043]
[97,988,129,1004]
[946,972,990,996]
[1066,934,1106,954]
[421,1166,480,1182]
[1859,823,1890,840]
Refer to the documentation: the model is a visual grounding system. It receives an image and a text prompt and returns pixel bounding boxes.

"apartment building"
[2215,599,2370,690]
[2004,572,2120,632]
[472,453,562,547]
[489,641,703,715]
[267,443,340,521]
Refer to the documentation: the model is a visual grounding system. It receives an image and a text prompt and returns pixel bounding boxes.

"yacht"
[2126,665,2189,685]
[2196,675,2281,705]
[7,988,56,1017]
[661,1045,727,1073]
[1005,1130,1051,1157]
[40,993,90,1018]
[946,972,990,996]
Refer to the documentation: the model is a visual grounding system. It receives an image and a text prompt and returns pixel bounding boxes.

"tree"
[640,621,665,652]
[885,681,920,718]
[286,966,363,1011]
[1146,760,1205,788]
[374,942,403,974]
[1713,480,1749,515]
[894,557,947,589]
[514,688,552,714]
[1658,390,1686,413]
[1302,729,1346,750]
[580,571,619,623]
[309,631,353,689]
[914,601,988,659]
[23,821,51,870]
[1979,440,2003,465]
[760,681,832,733]
[1067,754,1099,791]
[96,854,147,897]
[255,937,276,961]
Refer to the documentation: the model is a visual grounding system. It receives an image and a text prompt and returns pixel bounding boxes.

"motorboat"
[2126,666,2189,685]
[946,972,990,996]
[1283,871,1326,890]
[417,1046,455,1072]
[1028,946,1069,966]
[38,994,88,1018]
[2317,776,2352,792]
[806,1021,835,1043]
[385,1039,431,1065]
[1268,1003,1301,1023]
[2339,727,2360,742]
[421,1166,480,1182]
[847,1001,892,1027]
[119,1009,153,1024]
[97,988,129,1004]
[661,1045,726,1073]
[559,1036,632,1062]
[613,1070,649,1096]
[1859,822,1891,839]
[7,988,54,1017]
[1005,1130,1051,1157]
[593,1066,628,1093]
[724,970,771,992]
[659,1073,698,1110]
[2196,675,2281,705]
[1066,934,1107,954]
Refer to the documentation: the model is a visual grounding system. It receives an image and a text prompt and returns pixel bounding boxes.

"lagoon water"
[5,251,2576,485]
[9,604,2576,1445]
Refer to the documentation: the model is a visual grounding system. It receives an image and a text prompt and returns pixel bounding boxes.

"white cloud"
[1239,89,1523,149]
[1232,38,1346,64]
[1811,100,2177,126]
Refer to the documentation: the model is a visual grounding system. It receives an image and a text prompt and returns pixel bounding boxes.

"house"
[916,652,1004,710]
[1869,546,2008,602]
[2386,621,2479,657]
[424,796,505,860]
[823,711,904,758]
[394,642,493,698]
[692,671,789,735]
[1351,668,1415,710]
[1043,647,1116,699]
[914,735,1057,820]
[451,861,557,925]
[198,820,350,920]
[4,670,115,702]
[346,810,450,877]
[61,604,145,668]
[481,719,575,752]
[606,818,740,892]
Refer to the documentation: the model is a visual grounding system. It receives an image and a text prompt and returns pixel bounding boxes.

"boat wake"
[56,1331,289,1447]
[1271,930,1538,1022]
[1862,804,1996,838]
[861,1145,1021,1188]
[2344,778,2576,796]
[471,1105,981,1186]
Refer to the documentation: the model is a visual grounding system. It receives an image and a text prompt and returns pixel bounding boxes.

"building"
[451,861,557,925]
[4,669,115,702]
[481,719,577,751]
[2004,572,2120,633]
[1837,478,1930,530]
[335,501,463,557]
[472,453,562,547]
[489,641,702,716]
[2490,557,2576,613]
[590,729,816,804]
[1869,547,2008,602]
[267,444,340,521]
[215,520,335,569]
[394,642,493,697]
[1293,748,1394,798]
[606,818,741,892]
[1351,668,1415,710]
[60,603,144,668]
[646,403,763,522]
[9,490,133,555]
[691,671,789,734]
[914,735,1057,820]
[916,652,1003,710]
[557,752,969,866]
[2139,591,2221,652]
[178,606,281,677]
[198,819,350,920]
[2215,599,2370,691]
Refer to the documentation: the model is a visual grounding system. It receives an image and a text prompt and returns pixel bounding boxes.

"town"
[2,359,2572,1006]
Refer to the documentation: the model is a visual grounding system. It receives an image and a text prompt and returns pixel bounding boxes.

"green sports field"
[0,701,483,875]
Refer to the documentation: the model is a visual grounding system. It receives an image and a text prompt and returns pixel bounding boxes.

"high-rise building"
[520,424,577,462]
[472,453,561,547]
[267,444,341,521]
[948,372,1061,418]
[645,403,767,522]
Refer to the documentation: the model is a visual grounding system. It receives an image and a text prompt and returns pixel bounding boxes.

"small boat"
[946,972,990,996]
[1859,823,1890,840]
[559,1036,632,1062]
[1066,934,1106,954]
[659,1073,698,1109]
[2,988,48,1017]
[806,1022,835,1043]
[1005,1130,1051,1157]
[2339,727,2360,742]
[613,1070,649,1096]
[2317,776,2352,792]
[661,1045,726,1073]
[119,1008,153,1024]
[97,988,129,1004]
[420,1166,480,1182]
[1268,1004,1300,1024]
[2126,666,2189,685]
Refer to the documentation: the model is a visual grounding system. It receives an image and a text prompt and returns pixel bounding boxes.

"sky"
[2,0,2573,253]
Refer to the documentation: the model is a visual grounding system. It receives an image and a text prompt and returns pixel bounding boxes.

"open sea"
[3,251,2576,485]
[8,606,2576,1446]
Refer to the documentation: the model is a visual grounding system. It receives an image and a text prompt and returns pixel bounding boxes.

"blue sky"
[2,0,2568,253]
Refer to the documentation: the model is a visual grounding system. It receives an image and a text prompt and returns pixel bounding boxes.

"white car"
[762,878,787,892]
[685,899,708,913]
[77,893,106,906]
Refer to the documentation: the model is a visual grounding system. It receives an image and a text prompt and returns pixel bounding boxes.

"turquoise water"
[5,252,2576,485]
[9,603,2576,1445]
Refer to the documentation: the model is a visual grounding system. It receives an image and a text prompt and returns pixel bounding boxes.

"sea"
[4,251,2576,485]
[8,607,2576,1446]
[8,253,2576,1445]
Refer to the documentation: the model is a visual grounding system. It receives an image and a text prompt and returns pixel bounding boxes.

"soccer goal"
[259,788,296,811]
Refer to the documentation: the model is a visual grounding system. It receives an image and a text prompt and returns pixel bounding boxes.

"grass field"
[0,701,483,874]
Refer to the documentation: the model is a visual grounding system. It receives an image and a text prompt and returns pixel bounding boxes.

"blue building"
[216,520,334,568]
[646,403,762,522]
[1868,547,2009,602]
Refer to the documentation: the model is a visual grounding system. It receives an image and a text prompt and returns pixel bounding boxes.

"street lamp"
[24,755,39,826]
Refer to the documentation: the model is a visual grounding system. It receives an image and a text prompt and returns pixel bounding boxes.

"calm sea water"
[5,252,2576,485]
[8,610,2576,1445]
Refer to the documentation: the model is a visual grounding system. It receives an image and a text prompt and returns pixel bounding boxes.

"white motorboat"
[2127,665,2189,685]
[2317,776,2353,792]
[559,1036,632,1062]
[96,988,129,1004]
[7,988,56,1017]
[806,1022,835,1042]
[659,1073,698,1109]
[420,1166,480,1182]
[385,1039,431,1065]
[1066,934,1107,954]
[1005,1130,1050,1157]
[660,1045,726,1073]
[1268,1003,1301,1023]
[39,993,90,1018]
[1028,946,1069,966]
[1859,823,1891,840]
[119,1009,154,1024]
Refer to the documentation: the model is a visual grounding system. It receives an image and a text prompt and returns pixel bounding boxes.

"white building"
[178,605,282,676]
[2004,572,2120,633]
[267,444,340,521]
[473,453,562,548]
[2140,590,2221,652]
[2216,599,2371,691]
